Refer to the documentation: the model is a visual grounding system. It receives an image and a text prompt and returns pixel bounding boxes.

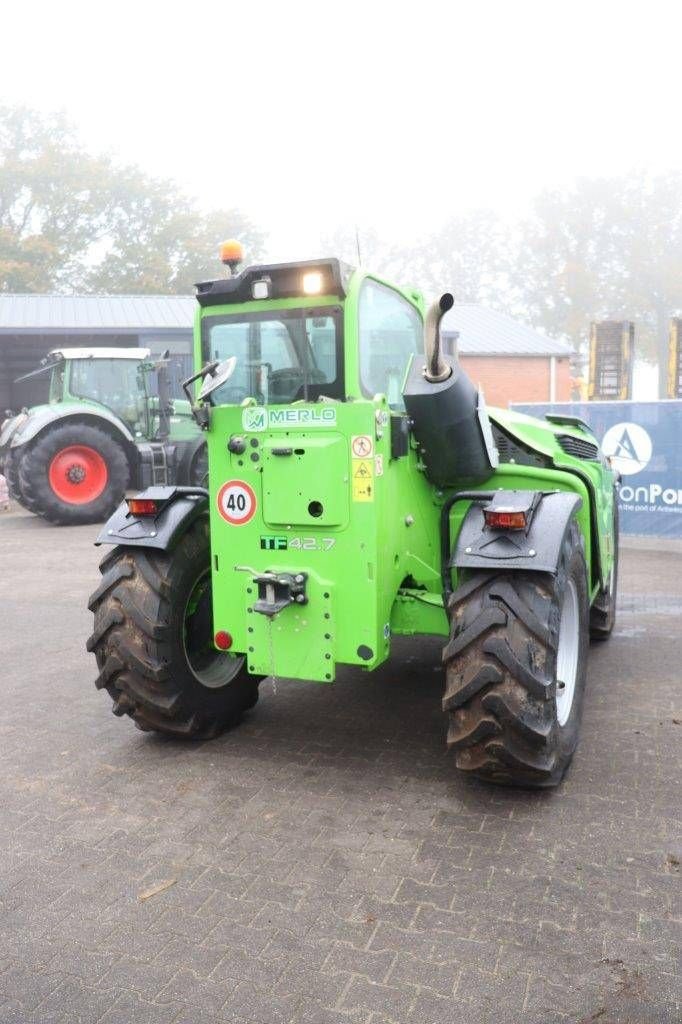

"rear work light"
[302,270,323,294]
[484,509,528,530]
[127,497,159,516]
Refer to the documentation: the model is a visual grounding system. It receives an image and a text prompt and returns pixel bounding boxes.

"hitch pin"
[233,565,278,581]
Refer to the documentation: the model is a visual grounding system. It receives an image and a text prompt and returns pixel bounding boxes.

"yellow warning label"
[352,458,374,501]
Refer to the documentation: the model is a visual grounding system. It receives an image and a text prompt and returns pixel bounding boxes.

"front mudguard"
[95,486,208,551]
[451,492,583,575]
[0,413,29,466]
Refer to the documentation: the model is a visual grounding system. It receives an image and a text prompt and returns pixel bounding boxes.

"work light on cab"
[302,270,323,294]
[251,277,271,300]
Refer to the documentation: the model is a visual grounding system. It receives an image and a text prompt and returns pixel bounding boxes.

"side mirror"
[198,356,237,401]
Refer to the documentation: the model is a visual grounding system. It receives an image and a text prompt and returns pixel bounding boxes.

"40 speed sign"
[216,480,257,525]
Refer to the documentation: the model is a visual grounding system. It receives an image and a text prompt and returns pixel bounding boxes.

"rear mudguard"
[451,492,583,575]
[95,486,208,551]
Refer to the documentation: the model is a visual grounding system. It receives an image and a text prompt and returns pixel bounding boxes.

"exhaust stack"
[423,293,454,382]
[403,293,498,487]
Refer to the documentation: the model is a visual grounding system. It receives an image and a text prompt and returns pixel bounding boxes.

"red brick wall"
[459,356,571,408]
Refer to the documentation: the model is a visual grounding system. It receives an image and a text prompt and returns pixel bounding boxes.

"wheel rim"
[183,569,244,689]
[48,445,108,504]
[556,578,580,727]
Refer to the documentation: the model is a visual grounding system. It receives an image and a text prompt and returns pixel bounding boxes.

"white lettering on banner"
[619,484,682,506]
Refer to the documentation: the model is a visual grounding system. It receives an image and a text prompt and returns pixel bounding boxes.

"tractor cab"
[52,348,152,434]
[194,255,425,411]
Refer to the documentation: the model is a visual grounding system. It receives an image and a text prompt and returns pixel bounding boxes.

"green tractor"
[0,347,206,525]
[86,252,618,787]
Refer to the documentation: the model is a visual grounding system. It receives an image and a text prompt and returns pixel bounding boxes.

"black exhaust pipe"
[403,294,498,487]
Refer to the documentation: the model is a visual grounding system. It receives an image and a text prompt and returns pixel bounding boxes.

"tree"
[321,211,514,308]
[0,105,265,294]
[515,174,682,391]
[0,106,112,291]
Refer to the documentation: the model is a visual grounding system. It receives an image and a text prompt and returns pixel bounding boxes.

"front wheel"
[87,518,262,737]
[442,520,589,787]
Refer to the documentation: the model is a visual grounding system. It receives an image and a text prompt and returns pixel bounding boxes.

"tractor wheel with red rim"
[18,422,130,525]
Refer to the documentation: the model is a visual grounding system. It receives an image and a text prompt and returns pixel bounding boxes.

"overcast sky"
[2,0,681,261]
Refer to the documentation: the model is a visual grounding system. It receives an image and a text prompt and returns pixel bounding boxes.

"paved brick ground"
[0,507,680,1024]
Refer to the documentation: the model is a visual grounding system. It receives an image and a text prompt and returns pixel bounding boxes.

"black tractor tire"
[86,517,262,738]
[443,519,589,788]
[4,448,31,507]
[18,422,130,525]
[589,498,619,640]
[188,440,208,488]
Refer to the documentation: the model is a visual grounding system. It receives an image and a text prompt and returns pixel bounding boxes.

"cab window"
[69,358,143,427]
[358,280,422,409]
[205,308,342,405]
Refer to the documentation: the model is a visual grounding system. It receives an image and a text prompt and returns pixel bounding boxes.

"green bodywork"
[195,267,617,684]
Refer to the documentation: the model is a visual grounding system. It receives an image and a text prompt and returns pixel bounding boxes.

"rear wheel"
[87,517,261,737]
[188,441,208,488]
[442,520,589,787]
[18,423,130,525]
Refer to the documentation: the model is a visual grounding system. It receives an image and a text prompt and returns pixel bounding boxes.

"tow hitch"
[236,567,309,616]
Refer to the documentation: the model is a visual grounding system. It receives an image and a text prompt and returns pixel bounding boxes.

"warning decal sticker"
[217,480,257,525]
[351,434,374,458]
[352,458,374,502]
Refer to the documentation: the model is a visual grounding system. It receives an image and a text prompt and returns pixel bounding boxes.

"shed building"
[0,294,194,412]
[442,305,573,406]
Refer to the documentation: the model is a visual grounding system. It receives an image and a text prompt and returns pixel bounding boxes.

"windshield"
[203,307,343,405]
[69,358,146,428]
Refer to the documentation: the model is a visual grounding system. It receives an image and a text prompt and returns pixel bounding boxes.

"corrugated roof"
[0,294,572,356]
[442,304,572,357]
[0,294,195,332]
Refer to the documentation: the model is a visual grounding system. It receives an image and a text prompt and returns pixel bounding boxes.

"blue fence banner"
[512,400,682,538]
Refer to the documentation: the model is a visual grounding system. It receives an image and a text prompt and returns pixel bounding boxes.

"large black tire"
[18,422,130,525]
[86,517,262,738]
[590,497,619,640]
[443,519,589,788]
[188,440,208,488]
[3,448,31,507]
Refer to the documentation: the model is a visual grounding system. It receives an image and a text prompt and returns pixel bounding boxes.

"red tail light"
[484,510,528,530]
[127,498,159,516]
[214,631,233,650]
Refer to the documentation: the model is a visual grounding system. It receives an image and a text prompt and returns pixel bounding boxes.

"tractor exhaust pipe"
[423,293,454,382]
[403,291,498,487]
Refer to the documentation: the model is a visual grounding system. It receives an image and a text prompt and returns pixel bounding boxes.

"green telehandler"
[87,249,618,787]
[0,347,206,525]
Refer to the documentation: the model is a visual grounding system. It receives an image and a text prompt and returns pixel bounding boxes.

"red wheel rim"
[48,445,108,504]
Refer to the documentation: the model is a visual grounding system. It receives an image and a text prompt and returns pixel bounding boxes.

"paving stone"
[1,514,679,1024]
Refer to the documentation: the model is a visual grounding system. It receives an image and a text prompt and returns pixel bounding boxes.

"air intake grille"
[557,434,600,461]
